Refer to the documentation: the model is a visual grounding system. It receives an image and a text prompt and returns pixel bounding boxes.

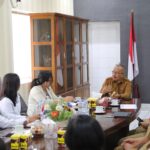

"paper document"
[120,104,137,109]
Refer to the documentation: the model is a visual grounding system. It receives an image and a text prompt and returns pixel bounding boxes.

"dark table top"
[1,98,140,150]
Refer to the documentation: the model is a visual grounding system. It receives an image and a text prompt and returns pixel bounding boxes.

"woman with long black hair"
[0,73,39,128]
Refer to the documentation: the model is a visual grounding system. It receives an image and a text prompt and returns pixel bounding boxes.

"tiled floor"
[129,103,150,130]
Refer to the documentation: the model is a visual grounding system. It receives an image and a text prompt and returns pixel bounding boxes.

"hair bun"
[35,79,40,84]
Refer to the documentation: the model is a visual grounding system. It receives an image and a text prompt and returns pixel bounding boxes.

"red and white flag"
[128,12,139,81]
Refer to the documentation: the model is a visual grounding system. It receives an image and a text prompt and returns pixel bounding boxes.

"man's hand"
[101,85,112,94]
[98,97,109,105]
[111,91,120,98]
[140,119,150,129]
[122,138,140,147]
[122,136,148,149]
[123,142,137,150]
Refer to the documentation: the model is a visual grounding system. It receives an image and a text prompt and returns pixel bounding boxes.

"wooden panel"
[83,84,90,98]
[75,86,84,98]
[75,84,90,98]
[61,90,75,97]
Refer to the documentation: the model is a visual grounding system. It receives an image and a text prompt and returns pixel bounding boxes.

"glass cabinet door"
[65,18,73,90]
[83,64,88,83]
[74,20,82,87]
[66,45,73,65]
[56,17,64,88]
[56,43,64,88]
[82,44,88,63]
[74,44,80,64]
[34,70,40,78]
[34,45,52,67]
[75,65,81,86]
[56,17,64,91]
[82,22,89,84]
[82,44,88,84]
[56,44,64,67]
[33,19,51,42]
[74,21,80,42]
[82,23,87,42]
[56,68,64,88]
[56,17,64,42]
[67,67,73,89]
[66,19,72,42]
[33,70,50,78]
[66,45,73,89]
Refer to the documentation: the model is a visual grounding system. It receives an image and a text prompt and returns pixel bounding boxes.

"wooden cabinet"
[30,13,90,98]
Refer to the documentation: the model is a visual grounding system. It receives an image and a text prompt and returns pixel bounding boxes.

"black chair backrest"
[19,94,27,116]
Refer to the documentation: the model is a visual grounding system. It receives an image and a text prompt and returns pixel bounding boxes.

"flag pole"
[128,10,140,98]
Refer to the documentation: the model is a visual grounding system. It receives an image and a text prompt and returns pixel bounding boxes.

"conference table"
[1,98,140,150]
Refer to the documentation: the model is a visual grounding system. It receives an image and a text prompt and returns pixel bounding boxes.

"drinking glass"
[77,99,89,115]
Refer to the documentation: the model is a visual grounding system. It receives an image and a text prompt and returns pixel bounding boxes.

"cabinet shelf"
[30,13,90,98]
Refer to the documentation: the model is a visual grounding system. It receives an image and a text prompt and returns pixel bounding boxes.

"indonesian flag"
[128,12,139,81]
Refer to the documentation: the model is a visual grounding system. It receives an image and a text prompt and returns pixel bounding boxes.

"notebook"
[113,112,132,118]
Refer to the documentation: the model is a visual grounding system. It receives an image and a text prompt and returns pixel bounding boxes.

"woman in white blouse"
[0,73,39,128]
[0,115,24,129]
[27,71,74,116]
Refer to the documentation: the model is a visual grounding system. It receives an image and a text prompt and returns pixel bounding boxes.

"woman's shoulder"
[0,97,13,105]
[30,85,42,93]
[1,97,11,101]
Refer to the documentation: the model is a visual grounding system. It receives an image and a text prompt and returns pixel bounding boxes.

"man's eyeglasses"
[112,71,123,75]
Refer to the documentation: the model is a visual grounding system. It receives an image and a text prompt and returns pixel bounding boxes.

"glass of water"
[77,99,89,115]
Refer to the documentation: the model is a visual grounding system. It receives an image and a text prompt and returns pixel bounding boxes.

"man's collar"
[113,78,124,84]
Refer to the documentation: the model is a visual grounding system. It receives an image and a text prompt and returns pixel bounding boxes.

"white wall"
[12,13,31,84]
[13,0,74,15]
[89,22,120,96]
[0,0,13,77]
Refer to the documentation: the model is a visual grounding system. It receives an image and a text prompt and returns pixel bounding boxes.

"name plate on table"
[120,104,137,109]
[113,112,132,118]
